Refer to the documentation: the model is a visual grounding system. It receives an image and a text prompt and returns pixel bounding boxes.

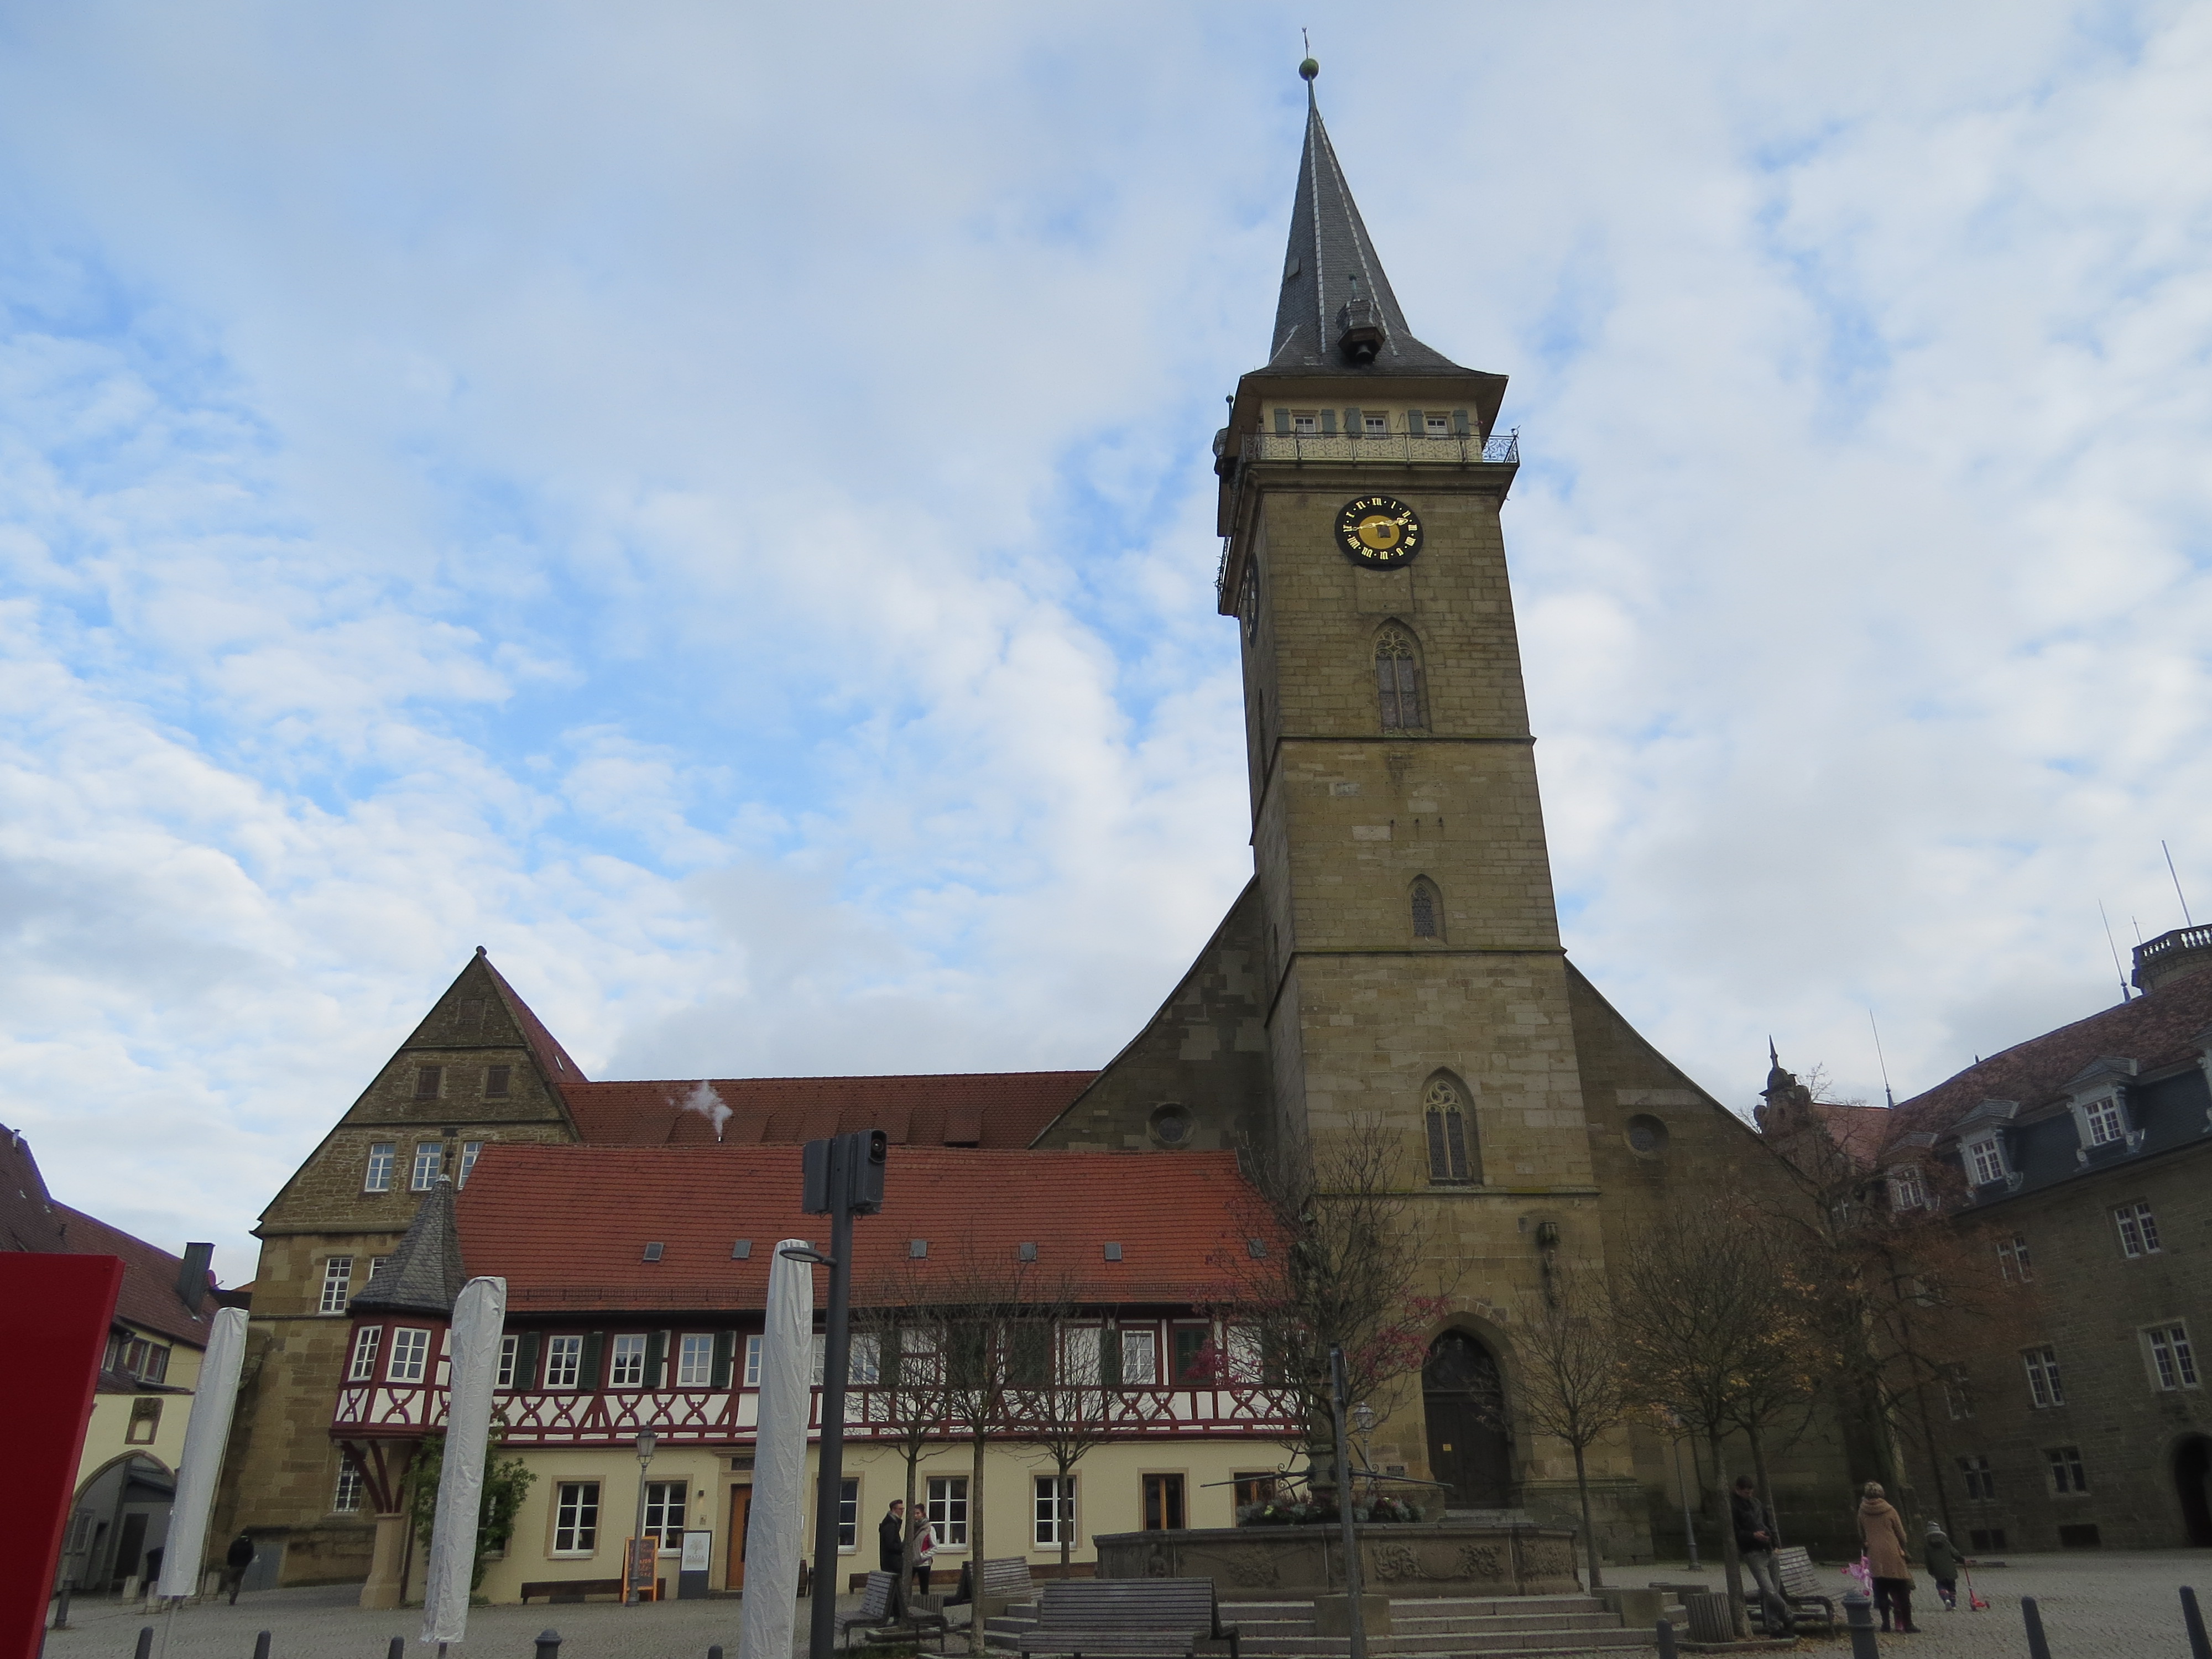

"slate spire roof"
[1267,69,1465,375]
[352,1176,468,1316]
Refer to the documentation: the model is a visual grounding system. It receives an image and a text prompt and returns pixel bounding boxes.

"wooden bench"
[1739,1546,1835,1636]
[520,1577,648,1603]
[1017,1578,1240,1659]
[841,1569,951,1652]
[947,1556,1037,1617]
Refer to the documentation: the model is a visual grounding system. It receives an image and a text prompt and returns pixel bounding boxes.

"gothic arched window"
[1411,877,1443,940]
[1375,625,1426,731]
[1425,1076,1477,1185]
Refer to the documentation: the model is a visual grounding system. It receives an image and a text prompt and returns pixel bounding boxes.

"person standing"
[1858,1483,1918,1633]
[910,1515,937,1597]
[879,1500,905,1575]
[218,1535,256,1604]
[1923,1524,1960,1611]
[1730,1477,1791,1637]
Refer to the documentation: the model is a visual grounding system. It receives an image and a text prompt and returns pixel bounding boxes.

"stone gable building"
[222,67,1856,1589]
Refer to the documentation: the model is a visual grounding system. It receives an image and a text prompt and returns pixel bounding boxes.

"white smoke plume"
[679,1080,733,1142]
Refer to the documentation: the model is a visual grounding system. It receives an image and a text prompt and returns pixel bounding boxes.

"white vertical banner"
[738,1240,815,1659]
[421,1276,507,1646]
[156,1305,249,1600]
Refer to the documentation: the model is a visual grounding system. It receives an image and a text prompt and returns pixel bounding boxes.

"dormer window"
[1966,1136,2008,1186]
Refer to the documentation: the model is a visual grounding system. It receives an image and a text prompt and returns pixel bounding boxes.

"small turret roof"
[1264,70,1466,377]
[352,1176,468,1316]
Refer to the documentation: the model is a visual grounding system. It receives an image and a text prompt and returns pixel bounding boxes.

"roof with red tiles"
[1895,964,2212,1135]
[453,1144,1272,1314]
[51,1206,217,1349]
[560,1073,1096,1151]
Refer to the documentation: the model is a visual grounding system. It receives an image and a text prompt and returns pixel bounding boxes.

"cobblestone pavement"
[41,1554,2212,1659]
[1648,1551,2212,1656]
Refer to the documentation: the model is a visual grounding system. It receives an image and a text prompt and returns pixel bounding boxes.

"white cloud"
[1,2,2210,1277]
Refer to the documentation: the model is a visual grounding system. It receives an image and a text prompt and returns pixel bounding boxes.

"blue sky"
[4,2,2211,1281]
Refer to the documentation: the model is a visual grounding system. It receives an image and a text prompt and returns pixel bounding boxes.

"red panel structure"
[0,1253,122,1659]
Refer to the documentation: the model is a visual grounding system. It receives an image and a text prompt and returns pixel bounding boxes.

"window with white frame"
[677,1333,714,1387]
[1958,1454,1996,1501]
[926,1475,969,1547]
[1035,1474,1076,1546]
[643,1480,686,1551]
[319,1257,354,1314]
[1120,1327,1159,1386]
[743,1334,763,1389]
[1062,1324,1102,1385]
[552,1481,600,1554]
[849,1332,881,1385]
[2022,1345,2064,1408]
[333,1464,363,1513]
[897,1326,942,1384]
[837,1477,859,1550]
[544,1334,584,1389]
[2083,1094,2127,1145]
[1889,1164,1929,1211]
[1966,1136,2007,1186]
[1943,1366,1974,1420]
[1292,410,1318,436]
[388,1327,431,1384]
[348,1326,384,1382]
[497,1334,519,1389]
[2044,1446,2089,1494]
[364,1143,395,1192]
[609,1334,648,1388]
[2148,1324,2200,1391]
[2115,1201,2162,1257]
[457,1141,484,1187]
[1997,1234,2034,1282]
[410,1142,443,1192]
[1423,411,1452,436]
[1362,411,1388,435]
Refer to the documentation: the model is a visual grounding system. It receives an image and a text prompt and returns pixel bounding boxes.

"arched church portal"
[1422,1331,1512,1509]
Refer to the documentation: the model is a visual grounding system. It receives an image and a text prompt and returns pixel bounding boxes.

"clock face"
[1335,495,1423,568]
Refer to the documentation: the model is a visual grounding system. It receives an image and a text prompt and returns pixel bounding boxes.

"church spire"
[1268,60,1463,374]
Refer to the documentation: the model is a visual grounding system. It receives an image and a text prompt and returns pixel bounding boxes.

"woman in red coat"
[1858,1483,1918,1633]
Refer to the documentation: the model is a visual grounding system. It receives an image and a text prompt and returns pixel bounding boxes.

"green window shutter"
[1100,1328,1123,1387]
[517,1332,541,1390]
[580,1331,605,1391]
[1319,409,1336,435]
[711,1331,734,1389]
[1274,407,1291,435]
[646,1331,668,1390]
[1344,406,1361,436]
[1406,408,1425,434]
[1452,408,1471,436]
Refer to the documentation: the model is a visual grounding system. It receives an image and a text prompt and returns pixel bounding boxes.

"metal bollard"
[535,1630,563,1659]
[2184,1588,2210,1659]
[709,1647,725,1659]
[2022,1596,2054,1659]
[253,1632,272,1659]
[1654,1615,1678,1659]
[1841,1590,1881,1659]
[135,1628,155,1659]
[53,1583,72,1629]
[388,1640,405,1659]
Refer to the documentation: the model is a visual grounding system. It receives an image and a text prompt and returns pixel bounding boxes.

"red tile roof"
[1895,966,2212,1133]
[481,953,589,1087]
[454,1144,1270,1313]
[560,1073,1095,1151]
[1,1124,69,1254]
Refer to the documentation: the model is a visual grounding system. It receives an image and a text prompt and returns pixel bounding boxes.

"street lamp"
[1351,1401,1376,1508]
[629,1428,659,1604]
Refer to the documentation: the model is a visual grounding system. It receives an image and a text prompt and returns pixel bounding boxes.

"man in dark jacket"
[1730,1478,1790,1637]
[878,1500,905,1574]
[220,1534,255,1604]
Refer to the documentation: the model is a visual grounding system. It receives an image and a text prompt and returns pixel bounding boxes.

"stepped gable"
[352,1177,468,1316]
[455,1143,1272,1311]
[1896,964,2212,1130]
[562,1071,1094,1149]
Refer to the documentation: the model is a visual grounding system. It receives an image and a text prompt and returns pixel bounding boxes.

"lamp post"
[629,1429,659,1604]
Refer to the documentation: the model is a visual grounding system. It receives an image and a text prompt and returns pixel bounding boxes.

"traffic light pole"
[806,1193,856,1659]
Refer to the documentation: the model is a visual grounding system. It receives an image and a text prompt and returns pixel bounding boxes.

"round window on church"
[1149,1104,1193,1147]
[1625,1114,1670,1156]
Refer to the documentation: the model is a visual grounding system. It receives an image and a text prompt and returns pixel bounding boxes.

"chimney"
[176,1243,215,1313]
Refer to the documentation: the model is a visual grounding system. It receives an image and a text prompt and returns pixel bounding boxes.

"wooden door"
[726,1486,753,1590]
[1423,1332,1512,1508]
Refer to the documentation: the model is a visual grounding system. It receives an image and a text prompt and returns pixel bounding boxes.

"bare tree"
[1506,1266,1633,1589]
[852,1276,958,1617]
[1224,1120,1455,1473]
[1009,1275,1116,1577]
[1616,1208,1818,1640]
